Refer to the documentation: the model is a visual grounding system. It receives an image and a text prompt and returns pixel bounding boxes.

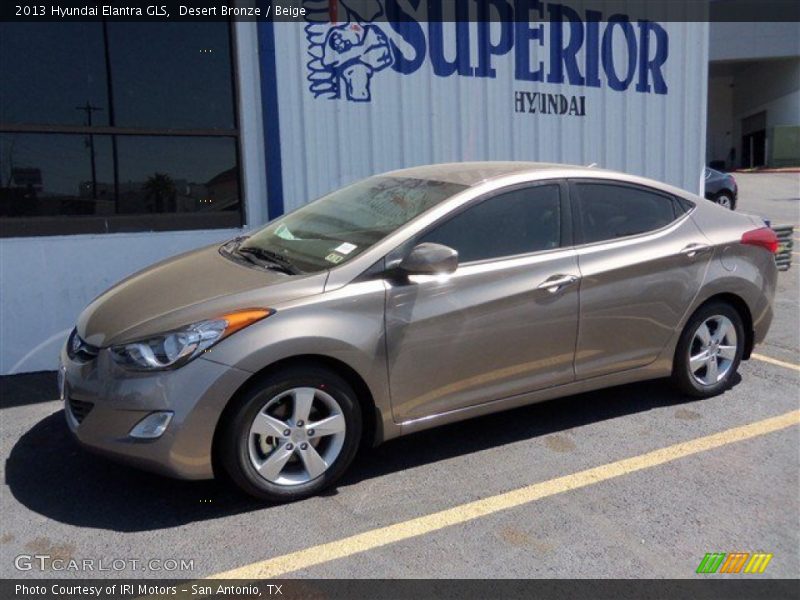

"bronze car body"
[60,163,777,499]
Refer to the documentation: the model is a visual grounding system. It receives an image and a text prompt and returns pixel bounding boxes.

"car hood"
[76,244,328,347]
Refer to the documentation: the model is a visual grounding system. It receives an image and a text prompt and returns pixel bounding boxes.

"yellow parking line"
[752,353,800,372]
[208,410,800,579]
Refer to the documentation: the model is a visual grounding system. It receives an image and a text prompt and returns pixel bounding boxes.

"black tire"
[219,365,361,502]
[715,191,736,210]
[672,302,745,398]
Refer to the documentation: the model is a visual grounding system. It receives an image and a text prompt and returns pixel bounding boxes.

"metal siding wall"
[268,19,708,214]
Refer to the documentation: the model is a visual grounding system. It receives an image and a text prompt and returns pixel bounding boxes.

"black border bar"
[2,1,800,22]
[4,579,800,600]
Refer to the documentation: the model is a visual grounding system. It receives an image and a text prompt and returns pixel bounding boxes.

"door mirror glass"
[399,243,458,276]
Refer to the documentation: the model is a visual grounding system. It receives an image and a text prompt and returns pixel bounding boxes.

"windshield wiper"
[237,246,301,275]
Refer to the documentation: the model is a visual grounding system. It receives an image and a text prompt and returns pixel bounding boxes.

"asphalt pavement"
[0,173,798,580]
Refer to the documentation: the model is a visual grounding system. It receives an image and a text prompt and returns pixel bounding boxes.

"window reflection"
[107,23,235,130]
[0,23,235,130]
[0,133,114,217]
[115,136,240,215]
[0,23,109,126]
[0,133,241,234]
[0,21,241,236]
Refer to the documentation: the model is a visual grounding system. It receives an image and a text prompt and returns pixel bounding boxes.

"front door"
[385,182,580,422]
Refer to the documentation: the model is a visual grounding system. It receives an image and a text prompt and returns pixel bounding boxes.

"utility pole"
[76,101,102,199]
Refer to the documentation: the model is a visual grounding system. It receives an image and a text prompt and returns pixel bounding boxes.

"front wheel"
[672,302,745,398]
[219,365,362,502]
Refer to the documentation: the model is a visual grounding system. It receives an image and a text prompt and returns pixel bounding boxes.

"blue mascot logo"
[305,0,393,102]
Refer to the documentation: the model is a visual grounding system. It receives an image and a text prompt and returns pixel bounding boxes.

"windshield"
[236,176,466,273]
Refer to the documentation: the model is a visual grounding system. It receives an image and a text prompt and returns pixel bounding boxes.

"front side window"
[235,176,466,273]
[575,183,677,244]
[419,184,561,263]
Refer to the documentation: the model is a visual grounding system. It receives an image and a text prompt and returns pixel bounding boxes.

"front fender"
[202,279,397,442]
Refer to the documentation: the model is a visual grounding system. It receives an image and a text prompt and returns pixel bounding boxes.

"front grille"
[68,398,95,424]
[67,328,100,362]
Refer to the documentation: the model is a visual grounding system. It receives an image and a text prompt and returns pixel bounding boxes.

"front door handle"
[537,274,579,293]
[680,243,711,258]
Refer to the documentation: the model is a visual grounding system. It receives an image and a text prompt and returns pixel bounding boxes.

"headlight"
[110,309,271,370]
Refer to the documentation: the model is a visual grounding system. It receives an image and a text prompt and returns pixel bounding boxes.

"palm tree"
[143,172,177,213]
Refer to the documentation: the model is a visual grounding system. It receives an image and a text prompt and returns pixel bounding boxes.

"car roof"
[384,161,698,202]
[385,161,602,186]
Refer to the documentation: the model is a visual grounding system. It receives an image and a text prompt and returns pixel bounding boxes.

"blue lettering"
[514,0,545,82]
[602,16,637,91]
[428,3,473,77]
[547,3,585,85]
[636,20,669,94]
[385,0,426,75]
[476,1,514,78]
[584,10,602,88]
[305,0,671,103]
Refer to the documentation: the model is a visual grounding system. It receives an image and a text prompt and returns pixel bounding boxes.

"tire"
[672,302,745,398]
[715,192,736,210]
[219,365,362,502]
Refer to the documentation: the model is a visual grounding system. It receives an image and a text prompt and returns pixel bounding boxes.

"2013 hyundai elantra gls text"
[60,162,778,502]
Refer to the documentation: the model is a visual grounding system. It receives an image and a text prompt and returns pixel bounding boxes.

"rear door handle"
[537,274,579,293]
[680,243,711,258]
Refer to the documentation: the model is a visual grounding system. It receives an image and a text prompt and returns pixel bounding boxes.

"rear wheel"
[672,302,745,398]
[714,192,735,210]
[220,365,361,502]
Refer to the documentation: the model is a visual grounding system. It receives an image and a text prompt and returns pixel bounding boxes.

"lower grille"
[68,398,95,424]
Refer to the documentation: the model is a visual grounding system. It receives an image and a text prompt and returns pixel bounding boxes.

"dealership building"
[0,7,797,375]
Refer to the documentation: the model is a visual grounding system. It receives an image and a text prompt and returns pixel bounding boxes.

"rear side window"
[420,184,561,263]
[675,196,695,214]
[575,183,676,244]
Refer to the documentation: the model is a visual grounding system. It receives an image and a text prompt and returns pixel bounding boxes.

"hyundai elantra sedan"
[60,162,778,501]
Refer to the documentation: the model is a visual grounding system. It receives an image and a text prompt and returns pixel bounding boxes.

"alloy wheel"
[247,387,346,485]
[688,315,738,386]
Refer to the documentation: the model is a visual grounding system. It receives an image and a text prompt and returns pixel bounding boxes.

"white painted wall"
[0,22,267,375]
[271,20,709,210]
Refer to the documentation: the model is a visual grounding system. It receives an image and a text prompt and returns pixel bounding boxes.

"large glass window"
[420,185,562,263]
[0,22,241,237]
[575,183,677,244]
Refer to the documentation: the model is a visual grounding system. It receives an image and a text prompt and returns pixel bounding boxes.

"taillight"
[741,227,779,254]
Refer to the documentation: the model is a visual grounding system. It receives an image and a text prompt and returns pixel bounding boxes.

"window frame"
[568,178,692,248]
[0,21,244,238]
[396,178,572,267]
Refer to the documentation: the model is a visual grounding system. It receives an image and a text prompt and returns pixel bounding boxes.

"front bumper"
[60,345,250,480]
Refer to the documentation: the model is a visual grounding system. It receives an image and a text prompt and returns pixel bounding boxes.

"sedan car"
[61,162,778,502]
[704,167,738,209]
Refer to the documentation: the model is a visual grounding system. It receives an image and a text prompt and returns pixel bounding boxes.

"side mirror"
[398,243,458,276]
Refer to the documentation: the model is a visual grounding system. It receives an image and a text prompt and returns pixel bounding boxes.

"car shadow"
[5,375,739,532]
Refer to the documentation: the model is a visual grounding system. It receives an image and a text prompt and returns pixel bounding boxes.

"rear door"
[570,180,711,379]
[385,181,580,422]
